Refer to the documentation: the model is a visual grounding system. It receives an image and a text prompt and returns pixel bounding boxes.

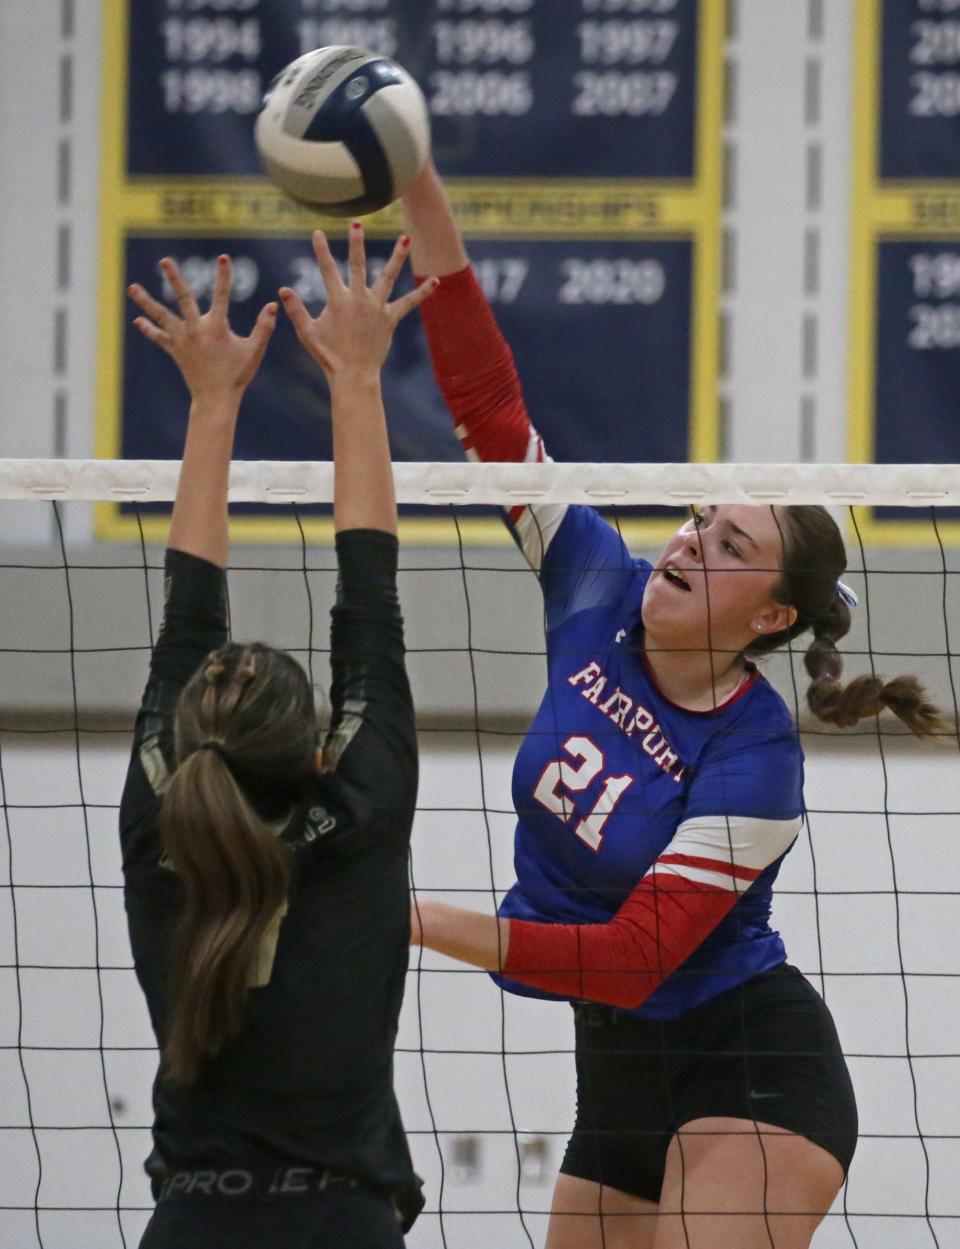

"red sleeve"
[502,869,737,1011]
[417,265,544,475]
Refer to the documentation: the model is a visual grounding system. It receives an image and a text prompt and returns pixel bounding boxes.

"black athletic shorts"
[562,963,858,1204]
[139,1171,405,1249]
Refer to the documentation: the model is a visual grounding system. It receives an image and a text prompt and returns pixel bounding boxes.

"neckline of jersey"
[641,652,762,717]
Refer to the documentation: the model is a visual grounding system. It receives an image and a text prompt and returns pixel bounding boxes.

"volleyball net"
[1,459,959,1249]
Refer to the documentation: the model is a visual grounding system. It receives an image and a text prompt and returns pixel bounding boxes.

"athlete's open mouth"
[663,565,691,591]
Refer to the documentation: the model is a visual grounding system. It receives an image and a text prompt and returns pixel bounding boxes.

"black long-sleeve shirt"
[119,530,422,1225]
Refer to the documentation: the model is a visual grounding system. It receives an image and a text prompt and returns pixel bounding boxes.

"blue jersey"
[497,504,804,1019]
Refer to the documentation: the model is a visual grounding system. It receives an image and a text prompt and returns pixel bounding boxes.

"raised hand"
[279,224,437,381]
[127,256,277,403]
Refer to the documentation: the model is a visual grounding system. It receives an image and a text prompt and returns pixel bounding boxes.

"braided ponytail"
[804,598,942,736]
[747,506,944,738]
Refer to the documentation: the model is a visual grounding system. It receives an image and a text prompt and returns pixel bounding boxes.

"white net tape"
[1,458,959,506]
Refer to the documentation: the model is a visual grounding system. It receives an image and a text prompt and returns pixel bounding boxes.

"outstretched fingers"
[347,220,366,292]
[127,281,177,351]
[127,281,175,331]
[210,254,232,321]
[249,301,278,359]
[277,285,312,341]
[389,275,440,324]
[372,234,411,303]
[131,316,173,350]
[311,229,345,301]
[160,257,200,324]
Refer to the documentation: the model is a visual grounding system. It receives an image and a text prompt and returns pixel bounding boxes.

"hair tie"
[198,740,230,762]
[836,581,858,609]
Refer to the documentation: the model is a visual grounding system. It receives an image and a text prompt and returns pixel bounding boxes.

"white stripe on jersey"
[510,427,568,572]
[643,813,802,893]
[514,503,568,573]
[647,860,755,894]
[454,424,480,462]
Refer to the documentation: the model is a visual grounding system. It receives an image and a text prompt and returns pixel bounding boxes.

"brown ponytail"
[161,643,317,1084]
[802,595,942,735]
[746,506,944,738]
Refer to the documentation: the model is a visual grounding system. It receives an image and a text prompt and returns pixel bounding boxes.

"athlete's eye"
[691,508,705,528]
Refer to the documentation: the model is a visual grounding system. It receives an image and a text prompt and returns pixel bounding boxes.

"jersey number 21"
[533,735,634,852]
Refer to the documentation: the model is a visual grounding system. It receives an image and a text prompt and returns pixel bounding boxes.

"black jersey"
[119,530,422,1227]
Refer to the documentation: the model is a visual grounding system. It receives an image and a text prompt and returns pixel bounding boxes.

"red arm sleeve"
[417,265,544,471]
[502,805,800,1010]
[503,870,736,1011]
[417,264,570,567]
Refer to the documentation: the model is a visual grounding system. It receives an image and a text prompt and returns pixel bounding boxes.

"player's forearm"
[413,900,511,972]
[168,396,240,568]
[330,373,397,536]
[504,875,736,1010]
[401,161,469,278]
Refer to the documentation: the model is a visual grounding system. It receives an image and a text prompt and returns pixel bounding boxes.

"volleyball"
[254,46,430,216]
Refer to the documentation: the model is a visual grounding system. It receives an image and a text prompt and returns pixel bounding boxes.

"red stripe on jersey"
[656,851,762,882]
[503,869,737,1011]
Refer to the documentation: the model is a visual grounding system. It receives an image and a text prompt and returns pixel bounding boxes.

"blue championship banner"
[852,0,960,541]
[97,0,723,543]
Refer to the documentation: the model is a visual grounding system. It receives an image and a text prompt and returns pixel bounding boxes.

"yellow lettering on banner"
[861,187,960,234]
[118,178,705,237]
[911,191,960,231]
